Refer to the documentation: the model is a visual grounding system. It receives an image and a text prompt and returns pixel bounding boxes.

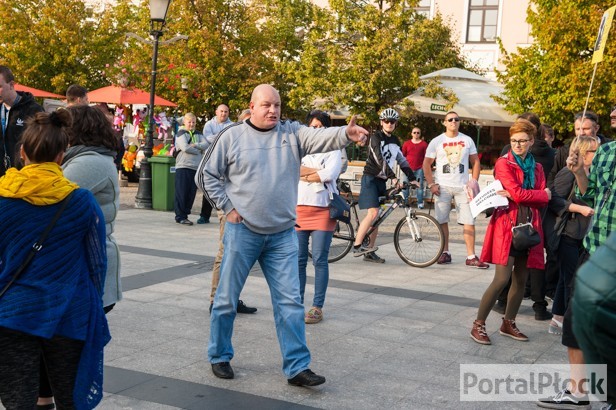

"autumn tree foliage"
[287,0,468,126]
[497,0,616,133]
[0,0,140,94]
[0,0,469,124]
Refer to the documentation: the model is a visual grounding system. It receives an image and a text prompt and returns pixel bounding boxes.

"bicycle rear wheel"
[309,221,354,263]
[394,212,444,268]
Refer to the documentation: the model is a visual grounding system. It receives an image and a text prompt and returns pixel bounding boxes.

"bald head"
[215,104,230,124]
[249,84,281,129]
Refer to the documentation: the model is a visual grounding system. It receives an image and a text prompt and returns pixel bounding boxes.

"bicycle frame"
[364,192,405,239]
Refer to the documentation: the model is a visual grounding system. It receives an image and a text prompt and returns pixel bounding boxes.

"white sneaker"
[537,389,591,409]
[353,245,378,257]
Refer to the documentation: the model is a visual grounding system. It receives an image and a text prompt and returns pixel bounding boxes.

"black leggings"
[0,327,83,410]
[477,254,529,321]
[39,303,115,399]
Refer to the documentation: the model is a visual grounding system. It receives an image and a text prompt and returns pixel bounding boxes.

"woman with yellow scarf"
[0,110,109,409]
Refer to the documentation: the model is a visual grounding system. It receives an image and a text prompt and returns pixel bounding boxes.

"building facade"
[414,0,532,79]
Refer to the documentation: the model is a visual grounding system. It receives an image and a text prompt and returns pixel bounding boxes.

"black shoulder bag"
[326,182,351,224]
[547,182,577,252]
[508,205,541,251]
[0,193,72,299]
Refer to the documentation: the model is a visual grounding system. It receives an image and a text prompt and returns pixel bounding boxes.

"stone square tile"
[106,350,201,377]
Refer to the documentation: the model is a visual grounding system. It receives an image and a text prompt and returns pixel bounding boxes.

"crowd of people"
[0,62,615,409]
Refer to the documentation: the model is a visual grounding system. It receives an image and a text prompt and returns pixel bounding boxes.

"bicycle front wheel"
[394,212,444,268]
[327,221,354,263]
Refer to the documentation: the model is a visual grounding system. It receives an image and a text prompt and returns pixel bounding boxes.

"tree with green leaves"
[497,0,616,134]
[287,0,468,128]
[0,0,139,94]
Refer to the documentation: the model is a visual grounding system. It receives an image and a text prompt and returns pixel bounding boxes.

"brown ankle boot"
[471,319,491,345]
[499,318,528,341]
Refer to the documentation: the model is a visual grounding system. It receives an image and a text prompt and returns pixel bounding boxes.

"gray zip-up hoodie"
[175,128,209,170]
[196,119,349,234]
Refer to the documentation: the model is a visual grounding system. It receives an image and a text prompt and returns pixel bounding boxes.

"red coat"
[480,152,550,269]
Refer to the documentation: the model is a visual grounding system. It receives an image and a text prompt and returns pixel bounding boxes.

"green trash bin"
[149,156,176,211]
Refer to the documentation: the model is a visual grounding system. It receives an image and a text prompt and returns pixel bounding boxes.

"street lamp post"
[135,0,172,209]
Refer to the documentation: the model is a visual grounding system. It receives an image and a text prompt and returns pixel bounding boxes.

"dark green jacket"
[573,231,616,402]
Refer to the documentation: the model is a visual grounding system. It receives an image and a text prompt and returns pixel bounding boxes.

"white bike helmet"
[379,108,400,121]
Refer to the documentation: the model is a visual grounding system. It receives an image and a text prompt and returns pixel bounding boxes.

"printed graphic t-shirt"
[425,132,477,187]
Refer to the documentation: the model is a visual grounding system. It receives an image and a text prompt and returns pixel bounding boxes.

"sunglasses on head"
[446,117,460,123]
[382,119,397,124]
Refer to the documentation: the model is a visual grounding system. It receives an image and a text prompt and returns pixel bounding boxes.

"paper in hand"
[469,180,509,218]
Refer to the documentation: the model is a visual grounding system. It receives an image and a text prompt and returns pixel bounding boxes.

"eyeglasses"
[510,139,530,145]
[382,119,397,124]
[412,131,421,134]
[446,118,460,122]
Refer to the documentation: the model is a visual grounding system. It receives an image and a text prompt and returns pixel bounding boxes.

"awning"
[405,68,516,127]
[87,85,177,107]
[14,83,64,99]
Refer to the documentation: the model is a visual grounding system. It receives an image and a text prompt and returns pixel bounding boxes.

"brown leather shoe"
[470,319,491,345]
[499,318,528,341]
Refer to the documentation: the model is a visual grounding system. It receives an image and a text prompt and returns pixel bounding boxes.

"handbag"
[326,180,351,224]
[329,191,351,224]
[508,205,540,251]
[0,193,72,299]
[511,222,541,251]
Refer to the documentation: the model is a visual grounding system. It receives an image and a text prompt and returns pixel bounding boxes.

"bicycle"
[312,180,445,267]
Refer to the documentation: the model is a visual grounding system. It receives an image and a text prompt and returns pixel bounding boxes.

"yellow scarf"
[0,163,78,205]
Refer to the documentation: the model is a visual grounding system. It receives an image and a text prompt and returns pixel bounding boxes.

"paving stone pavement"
[1,184,581,409]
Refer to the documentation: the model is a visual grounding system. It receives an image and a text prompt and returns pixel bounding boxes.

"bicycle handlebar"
[386,181,419,200]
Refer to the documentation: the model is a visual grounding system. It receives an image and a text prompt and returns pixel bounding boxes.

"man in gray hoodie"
[196,84,368,386]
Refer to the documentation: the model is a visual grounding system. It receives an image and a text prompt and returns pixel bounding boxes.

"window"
[467,0,499,43]
[415,0,431,18]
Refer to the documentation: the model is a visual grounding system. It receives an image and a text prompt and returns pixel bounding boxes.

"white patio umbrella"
[405,67,517,127]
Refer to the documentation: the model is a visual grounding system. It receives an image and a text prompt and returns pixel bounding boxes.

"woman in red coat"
[471,118,551,345]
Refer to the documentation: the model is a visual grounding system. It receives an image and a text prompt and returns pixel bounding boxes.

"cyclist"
[353,108,417,263]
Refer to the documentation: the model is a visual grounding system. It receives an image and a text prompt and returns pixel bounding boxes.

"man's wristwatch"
[428,182,438,189]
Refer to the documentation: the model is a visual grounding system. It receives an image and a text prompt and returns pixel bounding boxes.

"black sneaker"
[237,300,257,314]
[353,245,378,257]
[537,389,591,409]
[534,305,553,321]
[363,252,385,264]
[288,369,325,387]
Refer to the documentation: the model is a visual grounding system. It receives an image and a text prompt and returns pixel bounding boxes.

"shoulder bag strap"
[0,192,73,299]
[567,180,577,201]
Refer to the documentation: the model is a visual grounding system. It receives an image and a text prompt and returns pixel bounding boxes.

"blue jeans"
[208,223,311,378]
[297,230,334,308]
[402,168,425,204]
[413,168,425,204]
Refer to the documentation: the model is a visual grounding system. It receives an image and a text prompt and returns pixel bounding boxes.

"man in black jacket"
[547,111,608,188]
[0,66,44,177]
[353,108,416,263]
